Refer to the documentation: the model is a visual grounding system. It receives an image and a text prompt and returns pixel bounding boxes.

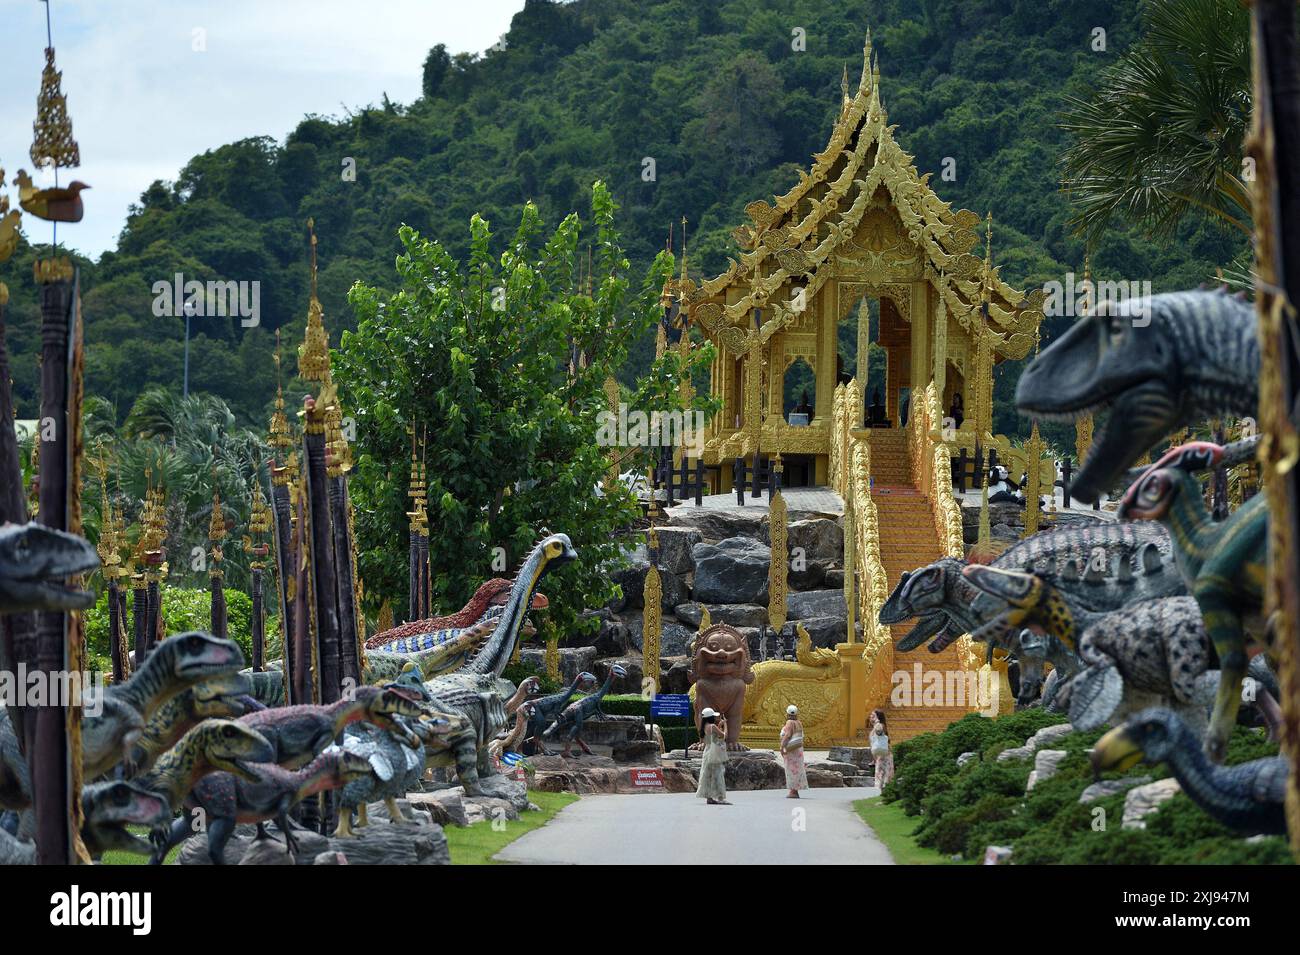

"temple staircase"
[868,428,977,741]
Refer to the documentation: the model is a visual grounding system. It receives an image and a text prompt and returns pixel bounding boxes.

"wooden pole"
[303,398,341,704]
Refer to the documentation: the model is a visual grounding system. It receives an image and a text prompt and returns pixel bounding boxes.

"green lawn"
[853,797,959,866]
[446,789,578,865]
[100,833,179,865]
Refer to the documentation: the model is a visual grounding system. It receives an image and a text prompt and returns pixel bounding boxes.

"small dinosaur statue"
[125,673,256,776]
[161,747,373,864]
[238,685,425,771]
[134,720,275,816]
[545,664,626,757]
[524,671,598,755]
[335,715,452,837]
[1015,288,1258,503]
[1092,708,1287,835]
[490,701,534,761]
[504,675,541,715]
[0,521,99,613]
[0,779,170,864]
[1117,442,1269,762]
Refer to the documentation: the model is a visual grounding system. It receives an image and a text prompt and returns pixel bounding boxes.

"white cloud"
[0,0,526,259]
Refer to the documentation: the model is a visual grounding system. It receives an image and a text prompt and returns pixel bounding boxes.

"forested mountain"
[0,0,1244,438]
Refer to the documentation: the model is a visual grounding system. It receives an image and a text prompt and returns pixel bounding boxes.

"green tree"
[336,182,713,635]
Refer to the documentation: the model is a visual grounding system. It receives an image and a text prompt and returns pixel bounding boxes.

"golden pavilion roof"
[679,31,1044,362]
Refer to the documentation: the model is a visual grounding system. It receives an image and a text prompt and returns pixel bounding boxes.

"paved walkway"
[494,787,893,865]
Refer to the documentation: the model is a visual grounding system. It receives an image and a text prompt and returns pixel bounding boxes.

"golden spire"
[242,478,272,568]
[30,46,80,169]
[297,218,331,383]
[983,211,994,301]
[841,62,850,104]
[208,479,227,577]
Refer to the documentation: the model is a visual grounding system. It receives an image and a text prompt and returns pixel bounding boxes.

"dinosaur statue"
[363,577,548,649]
[504,675,541,715]
[1117,442,1269,762]
[1092,708,1287,835]
[242,668,288,708]
[882,521,1178,654]
[160,747,374,864]
[545,664,626,757]
[0,779,170,864]
[335,715,453,837]
[1015,288,1258,503]
[961,563,1274,727]
[688,624,754,751]
[0,521,100,612]
[133,719,275,818]
[523,671,597,755]
[490,701,534,761]
[362,617,496,683]
[237,686,425,771]
[80,631,246,778]
[419,532,578,787]
[125,673,257,776]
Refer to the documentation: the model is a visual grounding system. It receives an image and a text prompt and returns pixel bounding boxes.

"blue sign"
[651,694,692,718]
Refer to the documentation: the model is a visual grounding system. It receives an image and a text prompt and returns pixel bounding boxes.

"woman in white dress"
[695,707,731,805]
[780,704,808,798]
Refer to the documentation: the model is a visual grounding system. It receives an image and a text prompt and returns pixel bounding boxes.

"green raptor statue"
[0,521,100,613]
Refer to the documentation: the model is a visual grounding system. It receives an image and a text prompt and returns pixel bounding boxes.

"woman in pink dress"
[870,709,893,788]
[780,704,808,798]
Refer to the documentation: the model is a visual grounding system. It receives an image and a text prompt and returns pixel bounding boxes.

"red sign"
[629,768,664,789]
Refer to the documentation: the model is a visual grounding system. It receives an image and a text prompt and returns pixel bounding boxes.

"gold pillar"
[768,470,788,634]
[642,527,663,693]
[843,484,856,643]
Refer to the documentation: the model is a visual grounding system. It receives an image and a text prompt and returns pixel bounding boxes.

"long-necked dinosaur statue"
[544,664,626,757]
[363,576,548,649]
[159,747,374,864]
[1092,708,1287,835]
[0,522,100,613]
[362,618,496,683]
[1015,288,1258,503]
[419,532,578,787]
[1117,442,1269,762]
[961,564,1274,733]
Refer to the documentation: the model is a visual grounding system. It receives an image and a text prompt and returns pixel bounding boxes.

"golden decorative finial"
[298,218,331,383]
[841,62,850,103]
[208,480,227,576]
[242,478,272,568]
[679,215,688,286]
[30,46,80,169]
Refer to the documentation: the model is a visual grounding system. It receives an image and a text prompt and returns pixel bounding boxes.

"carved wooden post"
[303,394,341,705]
[244,479,272,673]
[642,527,663,694]
[208,488,228,641]
[327,412,362,688]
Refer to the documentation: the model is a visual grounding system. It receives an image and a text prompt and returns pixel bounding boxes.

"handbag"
[871,732,890,757]
[785,733,804,751]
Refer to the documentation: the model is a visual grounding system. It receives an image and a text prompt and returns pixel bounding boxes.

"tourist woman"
[780,704,808,798]
[695,707,731,805]
[870,709,893,788]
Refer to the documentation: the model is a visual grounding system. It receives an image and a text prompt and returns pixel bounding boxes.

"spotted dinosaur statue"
[882,521,1178,654]
[126,673,257,776]
[1118,442,1269,762]
[545,664,626,757]
[965,563,1279,731]
[364,576,548,649]
[1093,708,1287,834]
[1015,287,1259,503]
[421,532,578,787]
[134,719,275,818]
[160,747,373,864]
[524,671,598,755]
[237,685,425,771]
[0,779,171,864]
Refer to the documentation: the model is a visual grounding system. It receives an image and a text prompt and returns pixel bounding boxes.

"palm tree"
[1059,0,1252,245]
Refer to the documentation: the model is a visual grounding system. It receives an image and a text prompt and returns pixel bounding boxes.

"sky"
[0,0,527,259]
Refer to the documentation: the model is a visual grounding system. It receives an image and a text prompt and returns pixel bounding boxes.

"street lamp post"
[182,300,196,398]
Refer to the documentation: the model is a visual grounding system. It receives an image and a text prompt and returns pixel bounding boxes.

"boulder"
[613,739,663,764]
[313,851,348,865]
[764,517,843,561]
[654,526,703,575]
[807,767,847,788]
[1026,749,1068,791]
[782,615,845,647]
[327,803,449,865]
[530,753,618,771]
[576,609,630,657]
[530,765,697,794]
[666,508,764,542]
[519,646,597,686]
[1079,775,1152,805]
[996,722,1074,762]
[609,561,689,612]
[828,746,876,769]
[239,838,295,865]
[408,789,470,827]
[788,558,827,591]
[463,796,518,826]
[179,819,328,866]
[577,715,648,747]
[627,619,695,656]
[592,657,644,694]
[1122,778,1182,829]
[474,773,530,813]
[660,657,691,694]
[693,537,771,604]
[675,602,768,629]
[787,590,847,621]
[823,568,845,588]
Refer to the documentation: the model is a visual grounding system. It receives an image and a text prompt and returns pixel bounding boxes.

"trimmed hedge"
[882,712,1292,865]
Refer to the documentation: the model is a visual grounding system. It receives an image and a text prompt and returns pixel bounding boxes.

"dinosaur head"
[1015,292,1209,503]
[80,779,171,856]
[962,564,1055,652]
[1117,442,1221,521]
[155,631,246,684]
[192,673,255,716]
[195,720,276,782]
[1011,629,1051,707]
[1090,707,1185,775]
[539,533,579,573]
[575,671,598,692]
[0,522,100,612]
[361,685,426,731]
[882,559,962,651]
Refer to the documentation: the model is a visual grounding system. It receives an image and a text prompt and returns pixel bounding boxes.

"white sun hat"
[700,707,718,718]
[787,705,798,716]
